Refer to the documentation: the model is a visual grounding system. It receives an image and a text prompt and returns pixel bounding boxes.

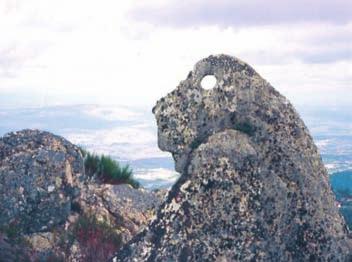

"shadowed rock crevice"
[114,54,351,261]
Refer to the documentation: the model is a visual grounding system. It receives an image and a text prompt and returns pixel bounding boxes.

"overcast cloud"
[0,0,351,108]
[129,0,352,27]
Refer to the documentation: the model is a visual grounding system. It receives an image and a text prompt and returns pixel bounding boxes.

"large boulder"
[0,129,162,261]
[0,129,84,234]
[113,55,352,261]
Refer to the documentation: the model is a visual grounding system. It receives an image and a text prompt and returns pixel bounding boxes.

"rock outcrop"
[0,129,84,235]
[113,55,352,261]
[0,130,161,261]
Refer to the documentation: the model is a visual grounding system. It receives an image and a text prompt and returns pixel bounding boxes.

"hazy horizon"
[1,103,351,189]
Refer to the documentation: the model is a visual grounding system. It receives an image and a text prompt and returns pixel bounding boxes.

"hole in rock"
[201,75,217,90]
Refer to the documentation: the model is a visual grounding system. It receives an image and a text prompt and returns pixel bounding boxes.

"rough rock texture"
[77,183,162,243]
[0,129,84,234]
[0,129,162,261]
[0,233,33,262]
[61,183,162,261]
[113,55,352,261]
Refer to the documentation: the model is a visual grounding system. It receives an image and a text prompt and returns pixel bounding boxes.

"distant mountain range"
[299,106,352,174]
[0,104,351,189]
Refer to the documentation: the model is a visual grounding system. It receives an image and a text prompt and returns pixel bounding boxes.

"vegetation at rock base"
[80,148,140,189]
[69,214,122,261]
[0,130,148,261]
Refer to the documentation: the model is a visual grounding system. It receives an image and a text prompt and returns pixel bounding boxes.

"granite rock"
[0,129,84,234]
[77,183,162,243]
[113,55,352,261]
[0,129,162,261]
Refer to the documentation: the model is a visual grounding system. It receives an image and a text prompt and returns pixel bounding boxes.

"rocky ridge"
[113,55,352,261]
[0,129,162,261]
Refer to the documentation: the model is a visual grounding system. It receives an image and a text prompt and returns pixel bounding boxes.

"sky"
[0,0,351,109]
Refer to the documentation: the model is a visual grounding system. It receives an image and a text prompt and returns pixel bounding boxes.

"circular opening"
[200,75,217,90]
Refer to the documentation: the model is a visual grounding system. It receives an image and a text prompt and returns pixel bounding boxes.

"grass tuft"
[80,148,140,189]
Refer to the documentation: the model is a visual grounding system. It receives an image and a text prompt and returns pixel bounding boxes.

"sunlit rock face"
[113,55,351,261]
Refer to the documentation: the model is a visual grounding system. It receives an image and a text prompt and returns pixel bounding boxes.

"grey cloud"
[299,30,352,63]
[300,49,352,64]
[239,47,352,66]
[129,0,352,28]
[303,27,352,47]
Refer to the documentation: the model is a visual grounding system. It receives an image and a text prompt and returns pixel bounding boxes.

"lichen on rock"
[0,129,84,235]
[113,54,352,261]
[0,129,162,261]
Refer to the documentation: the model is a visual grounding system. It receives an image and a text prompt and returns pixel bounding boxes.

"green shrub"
[79,147,87,158]
[84,152,100,177]
[80,148,140,189]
